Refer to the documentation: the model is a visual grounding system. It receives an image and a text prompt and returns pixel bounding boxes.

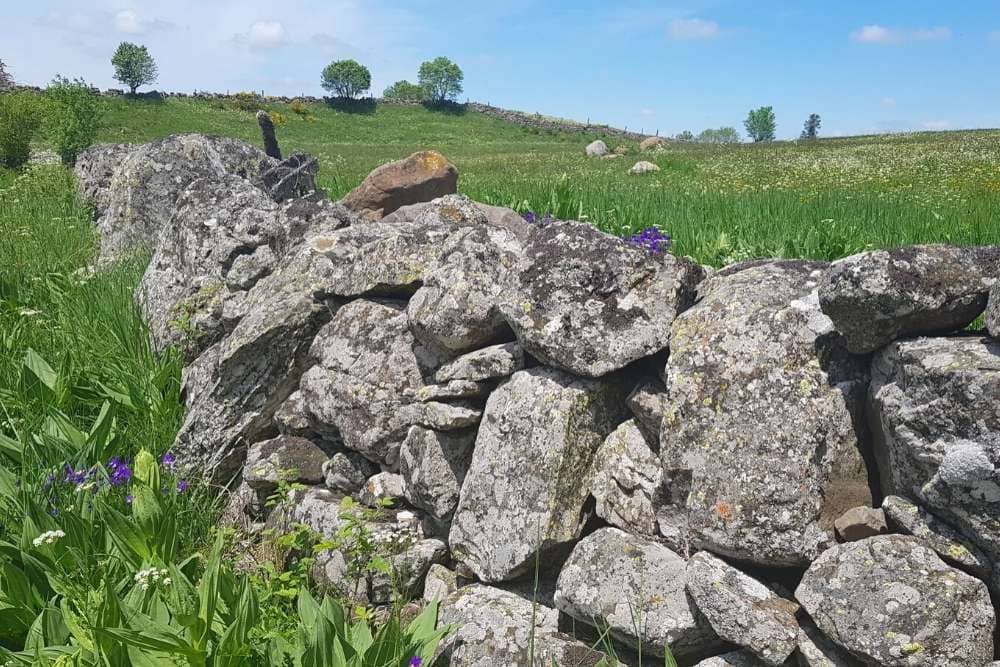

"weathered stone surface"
[660,261,872,566]
[368,538,448,604]
[435,585,559,666]
[322,452,377,494]
[694,653,767,667]
[73,143,135,218]
[422,563,463,603]
[796,624,860,667]
[629,160,660,175]
[449,367,627,581]
[881,495,993,578]
[381,194,532,242]
[686,551,799,665]
[97,134,274,260]
[869,336,1000,562]
[591,420,661,536]
[433,342,525,383]
[407,223,523,355]
[795,535,995,667]
[256,110,281,159]
[640,136,667,151]
[585,140,608,157]
[626,378,667,444]
[499,220,704,377]
[340,151,457,221]
[357,472,407,507]
[273,390,316,439]
[555,528,717,659]
[818,245,999,353]
[833,506,887,542]
[402,380,487,402]
[256,152,319,202]
[243,435,328,493]
[399,426,474,527]
[988,283,1000,338]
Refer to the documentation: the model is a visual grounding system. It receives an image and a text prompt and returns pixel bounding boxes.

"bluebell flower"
[625,227,672,254]
[161,451,176,470]
[108,458,132,487]
[176,479,189,493]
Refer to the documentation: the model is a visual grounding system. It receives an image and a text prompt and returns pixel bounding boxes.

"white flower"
[32,530,66,547]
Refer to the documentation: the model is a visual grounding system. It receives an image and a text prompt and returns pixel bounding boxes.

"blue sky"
[4,0,999,138]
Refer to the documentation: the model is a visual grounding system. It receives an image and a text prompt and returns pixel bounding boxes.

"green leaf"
[102,507,152,566]
[23,348,59,395]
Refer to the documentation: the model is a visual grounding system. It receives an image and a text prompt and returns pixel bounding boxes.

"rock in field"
[554,528,718,659]
[818,245,999,353]
[499,220,704,377]
[795,535,995,666]
[629,160,660,175]
[590,420,662,536]
[833,506,887,542]
[73,143,135,218]
[988,283,1000,338]
[685,551,799,665]
[381,194,532,242]
[640,136,666,151]
[449,367,627,581]
[243,435,328,494]
[660,261,872,566]
[341,151,458,221]
[585,140,608,157]
[869,336,1000,562]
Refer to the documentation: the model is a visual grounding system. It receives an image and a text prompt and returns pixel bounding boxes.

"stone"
[795,535,995,666]
[256,110,281,159]
[499,220,704,377]
[435,585,559,666]
[323,452,378,494]
[399,426,475,527]
[401,381,487,402]
[554,528,718,659]
[433,342,526,383]
[357,472,407,507]
[243,435,328,493]
[796,624,860,666]
[407,222,523,355]
[693,653,767,667]
[449,367,627,582]
[640,136,667,151]
[340,151,458,221]
[629,160,661,175]
[833,506,887,542]
[97,134,274,260]
[818,245,999,353]
[685,551,799,665]
[591,420,661,536]
[614,144,629,155]
[869,336,1000,562]
[368,538,448,604]
[381,194,532,243]
[585,140,608,157]
[660,261,872,566]
[988,283,1000,338]
[273,390,316,439]
[626,378,668,444]
[256,152,319,202]
[73,143,135,219]
[422,563,464,603]
[881,495,993,579]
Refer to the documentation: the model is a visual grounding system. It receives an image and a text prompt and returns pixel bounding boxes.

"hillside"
[96,97,1000,267]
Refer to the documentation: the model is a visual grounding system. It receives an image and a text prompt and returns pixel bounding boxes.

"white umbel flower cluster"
[32,530,65,547]
[134,567,172,591]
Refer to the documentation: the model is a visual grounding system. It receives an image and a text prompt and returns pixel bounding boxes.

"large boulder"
[795,535,995,666]
[685,551,799,666]
[660,261,872,566]
[340,151,458,221]
[449,367,627,581]
[988,283,1000,338]
[554,528,718,659]
[433,342,526,383]
[590,419,661,536]
[629,160,660,175]
[399,426,475,529]
[585,140,608,157]
[96,134,274,260]
[818,245,999,353]
[499,220,704,377]
[73,143,135,218]
[299,300,478,468]
[640,136,667,151]
[869,336,1000,562]
[381,193,531,242]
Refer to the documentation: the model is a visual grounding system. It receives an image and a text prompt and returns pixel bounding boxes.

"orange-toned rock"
[341,151,458,221]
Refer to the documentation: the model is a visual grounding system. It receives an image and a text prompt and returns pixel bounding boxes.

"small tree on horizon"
[111,42,158,95]
[383,80,426,102]
[801,113,821,140]
[697,126,742,144]
[418,57,463,103]
[0,60,14,91]
[320,60,371,98]
[744,106,776,142]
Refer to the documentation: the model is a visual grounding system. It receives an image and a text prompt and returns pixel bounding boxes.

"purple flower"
[125,494,134,505]
[62,464,87,486]
[521,211,536,224]
[161,452,176,470]
[176,480,189,493]
[107,458,132,487]
[409,658,422,667]
[625,227,672,254]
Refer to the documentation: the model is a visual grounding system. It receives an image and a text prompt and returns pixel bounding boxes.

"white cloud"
[234,21,289,50]
[668,18,720,41]
[880,96,896,108]
[640,108,655,117]
[921,120,952,131]
[113,9,172,35]
[851,25,951,44]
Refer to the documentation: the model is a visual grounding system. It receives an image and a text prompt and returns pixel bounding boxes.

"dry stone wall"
[76,134,1000,666]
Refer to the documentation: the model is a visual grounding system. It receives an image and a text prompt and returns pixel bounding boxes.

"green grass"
[97,97,1000,266]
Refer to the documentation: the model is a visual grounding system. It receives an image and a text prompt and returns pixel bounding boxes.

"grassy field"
[97,96,1000,267]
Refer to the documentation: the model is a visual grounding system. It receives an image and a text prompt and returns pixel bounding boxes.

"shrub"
[44,76,107,165]
[231,91,263,112]
[321,60,372,99]
[111,42,158,95]
[418,57,463,103]
[269,110,287,128]
[289,98,308,116]
[383,80,426,103]
[0,91,42,168]
[697,127,742,144]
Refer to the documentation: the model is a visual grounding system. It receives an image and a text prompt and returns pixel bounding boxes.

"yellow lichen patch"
[418,151,448,172]
[310,236,337,252]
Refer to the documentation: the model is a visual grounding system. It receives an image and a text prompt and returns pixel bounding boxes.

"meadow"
[98,96,1000,266]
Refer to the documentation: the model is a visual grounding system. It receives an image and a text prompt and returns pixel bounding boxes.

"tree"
[674,130,694,142]
[697,127,742,144]
[383,80,426,102]
[320,60,371,98]
[0,59,14,91]
[418,57,463,103]
[801,113,821,140]
[111,42,158,95]
[46,76,107,165]
[744,106,776,142]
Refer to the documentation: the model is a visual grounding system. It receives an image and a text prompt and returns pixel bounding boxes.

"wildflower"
[134,567,171,590]
[32,530,65,547]
[161,451,176,470]
[625,227,672,254]
[108,458,132,487]
[176,479,189,493]
[521,211,536,224]
[125,494,134,505]
[409,658,423,667]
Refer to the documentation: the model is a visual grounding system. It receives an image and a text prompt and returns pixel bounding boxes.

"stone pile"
[76,134,1000,666]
